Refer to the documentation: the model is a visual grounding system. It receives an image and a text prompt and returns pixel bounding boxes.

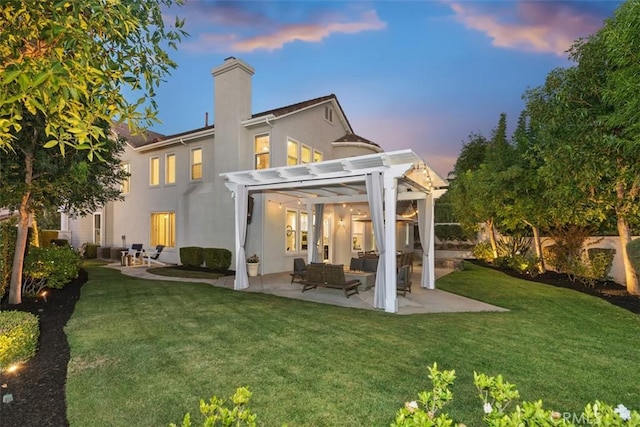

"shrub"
[496,234,532,258]
[0,220,18,298]
[180,246,204,267]
[22,246,81,295]
[169,386,257,427]
[392,363,639,427]
[0,311,40,370]
[473,242,494,262]
[587,248,615,280]
[203,248,232,270]
[434,224,473,245]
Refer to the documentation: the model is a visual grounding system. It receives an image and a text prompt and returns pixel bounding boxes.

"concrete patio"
[112,263,507,315]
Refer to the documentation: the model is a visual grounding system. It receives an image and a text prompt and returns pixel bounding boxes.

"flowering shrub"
[22,246,81,295]
[393,363,639,427]
[169,386,257,427]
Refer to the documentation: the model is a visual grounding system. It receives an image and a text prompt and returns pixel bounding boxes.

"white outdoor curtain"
[417,195,435,289]
[366,172,386,309]
[234,185,249,290]
[312,204,324,263]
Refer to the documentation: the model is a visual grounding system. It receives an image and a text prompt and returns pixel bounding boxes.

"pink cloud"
[233,10,386,52]
[181,6,386,53]
[448,1,606,56]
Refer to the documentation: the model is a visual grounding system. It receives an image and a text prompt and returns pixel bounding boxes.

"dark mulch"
[0,270,87,427]
[471,260,640,314]
[1,263,638,427]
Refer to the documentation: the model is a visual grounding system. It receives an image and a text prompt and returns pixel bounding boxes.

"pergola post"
[383,172,398,313]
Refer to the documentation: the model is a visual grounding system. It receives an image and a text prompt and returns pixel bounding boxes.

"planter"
[247,262,260,277]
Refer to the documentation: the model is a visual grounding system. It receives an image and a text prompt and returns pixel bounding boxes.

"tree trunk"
[531,224,546,273]
[617,216,639,295]
[8,150,34,305]
[8,193,31,305]
[487,218,498,259]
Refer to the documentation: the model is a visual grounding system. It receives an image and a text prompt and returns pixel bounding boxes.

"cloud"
[448,1,607,56]
[179,2,386,53]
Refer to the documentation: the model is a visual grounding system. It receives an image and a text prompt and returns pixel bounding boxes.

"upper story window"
[121,162,130,194]
[287,139,299,166]
[150,157,160,186]
[165,153,176,184]
[255,134,270,169]
[324,105,333,123]
[191,147,202,180]
[301,145,311,164]
[313,150,323,163]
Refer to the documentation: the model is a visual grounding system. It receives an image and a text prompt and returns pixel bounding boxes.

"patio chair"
[349,257,365,272]
[290,257,307,283]
[363,257,378,273]
[127,243,144,265]
[396,265,412,297]
[142,245,165,266]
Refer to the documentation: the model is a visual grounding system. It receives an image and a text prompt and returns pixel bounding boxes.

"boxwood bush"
[180,246,204,267]
[0,311,40,370]
[22,246,81,295]
[203,248,232,270]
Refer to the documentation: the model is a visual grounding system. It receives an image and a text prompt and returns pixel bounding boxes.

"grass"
[146,265,224,280]
[65,263,640,427]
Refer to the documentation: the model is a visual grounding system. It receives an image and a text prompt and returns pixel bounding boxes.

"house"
[64,57,447,312]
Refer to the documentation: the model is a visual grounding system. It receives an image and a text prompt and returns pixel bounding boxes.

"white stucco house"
[63,57,447,312]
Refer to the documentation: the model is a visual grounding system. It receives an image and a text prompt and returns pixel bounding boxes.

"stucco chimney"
[211,57,255,173]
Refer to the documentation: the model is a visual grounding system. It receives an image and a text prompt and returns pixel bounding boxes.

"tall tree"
[0,0,186,304]
[524,0,640,294]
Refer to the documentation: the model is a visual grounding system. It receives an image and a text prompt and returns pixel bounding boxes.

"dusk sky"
[151,0,622,178]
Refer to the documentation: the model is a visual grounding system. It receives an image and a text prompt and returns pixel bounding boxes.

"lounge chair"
[290,257,307,283]
[126,243,144,265]
[142,245,165,266]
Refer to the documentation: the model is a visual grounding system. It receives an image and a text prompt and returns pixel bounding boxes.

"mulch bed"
[0,270,87,427]
[1,263,638,426]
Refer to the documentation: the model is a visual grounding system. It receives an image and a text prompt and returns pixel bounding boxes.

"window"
[255,134,270,169]
[120,162,130,194]
[287,139,298,166]
[300,212,308,251]
[150,157,160,186]
[165,153,176,184]
[191,147,202,180]
[286,210,297,253]
[301,145,311,164]
[93,213,102,245]
[313,150,323,163]
[150,212,175,248]
[352,215,365,251]
[324,105,333,123]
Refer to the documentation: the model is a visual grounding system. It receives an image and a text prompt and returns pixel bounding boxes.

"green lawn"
[65,263,640,427]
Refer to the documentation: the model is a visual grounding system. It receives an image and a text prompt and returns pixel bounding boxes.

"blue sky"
[151,0,621,177]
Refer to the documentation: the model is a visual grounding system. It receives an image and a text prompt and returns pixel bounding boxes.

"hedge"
[203,248,232,270]
[180,246,204,267]
[0,311,40,370]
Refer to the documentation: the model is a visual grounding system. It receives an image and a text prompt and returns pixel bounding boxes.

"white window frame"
[149,156,160,186]
[165,153,176,185]
[254,133,270,170]
[190,147,202,181]
[313,149,323,163]
[120,162,130,194]
[285,209,297,253]
[287,138,299,166]
[324,105,333,123]
[301,144,312,164]
[150,211,176,248]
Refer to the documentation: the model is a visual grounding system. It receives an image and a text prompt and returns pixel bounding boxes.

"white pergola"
[220,149,447,313]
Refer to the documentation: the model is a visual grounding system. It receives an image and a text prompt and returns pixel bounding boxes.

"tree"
[0,0,186,155]
[523,0,640,295]
[0,0,186,304]
[0,118,129,304]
